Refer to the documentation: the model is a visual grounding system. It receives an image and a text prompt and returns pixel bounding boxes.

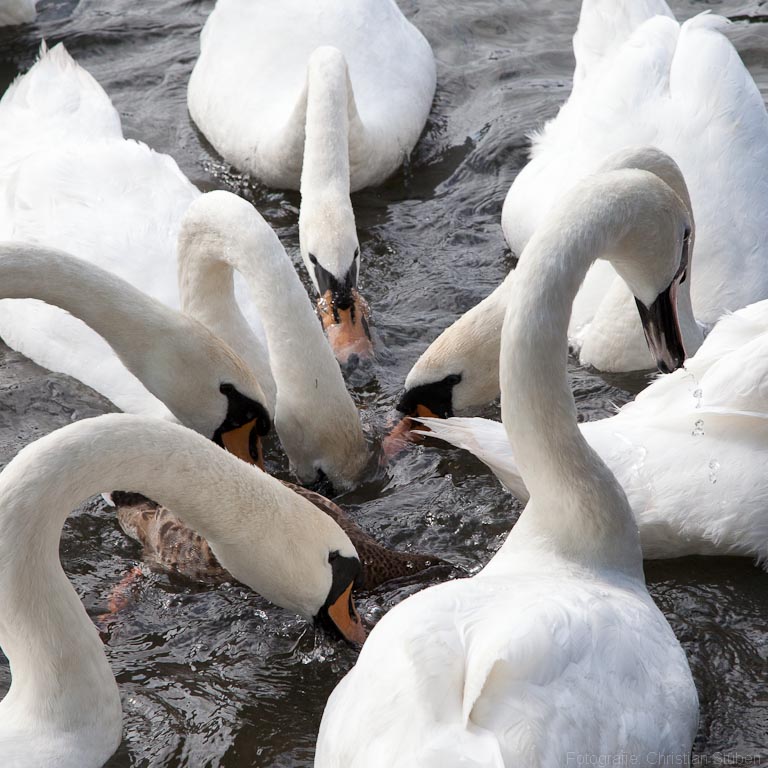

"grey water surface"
[0,0,766,765]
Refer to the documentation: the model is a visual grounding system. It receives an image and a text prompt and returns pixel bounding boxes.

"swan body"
[399,4,768,417]
[421,300,768,565]
[0,45,368,488]
[317,171,698,765]
[504,6,768,366]
[398,147,699,418]
[0,415,364,767]
[188,0,436,354]
[0,0,35,26]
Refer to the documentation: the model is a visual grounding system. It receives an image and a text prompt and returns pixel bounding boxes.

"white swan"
[0,414,365,768]
[397,3,768,416]
[419,298,768,566]
[316,170,698,765]
[188,0,436,361]
[0,0,35,26]
[396,146,699,419]
[0,44,368,488]
[0,243,272,463]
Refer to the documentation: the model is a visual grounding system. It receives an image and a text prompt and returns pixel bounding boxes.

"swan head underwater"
[394,146,693,421]
[299,192,373,366]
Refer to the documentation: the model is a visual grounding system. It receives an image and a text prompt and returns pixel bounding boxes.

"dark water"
[0,0,767,765]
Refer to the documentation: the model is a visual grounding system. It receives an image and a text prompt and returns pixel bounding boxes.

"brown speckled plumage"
[113,484,449,591]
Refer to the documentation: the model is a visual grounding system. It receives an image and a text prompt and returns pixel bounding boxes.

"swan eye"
[328,551,340,563]
[309,253,318,266]
[445,374,462,386]
[354,247,360,260]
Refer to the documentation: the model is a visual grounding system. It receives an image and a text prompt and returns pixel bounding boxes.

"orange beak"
[219,419,264,469]
[380,405,438,462]
[318,289,374,364]
[327,582,367,645]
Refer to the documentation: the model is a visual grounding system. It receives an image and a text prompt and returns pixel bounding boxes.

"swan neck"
[177,203,367,485]
[301,48,352,199]
[0,245,178,356]
[0,418,271,743]
[500,191,643,576]
[177,233,277,412]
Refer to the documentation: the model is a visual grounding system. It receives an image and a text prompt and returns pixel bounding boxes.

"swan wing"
[572,0,674,88]
[0,46,195,417]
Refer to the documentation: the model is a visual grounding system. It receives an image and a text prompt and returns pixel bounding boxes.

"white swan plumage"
[397,146,699,419]
[316,170,698,766]
[505,5,768,369]
[398,1,768,418]
[420,299,768,566]
[188,0,436,359]
[0,44,368,488]
[0,414,365,768]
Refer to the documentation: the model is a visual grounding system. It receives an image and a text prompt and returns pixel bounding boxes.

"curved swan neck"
[500,173,679,576]
[0,244,266,438]
[178,194,368,487]
[0,244,181,357]
[301,46,353,199]
[0,415,342,746]
[178,233,278,412]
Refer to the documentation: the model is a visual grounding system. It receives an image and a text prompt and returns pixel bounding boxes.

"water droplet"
[692,419,705,437]
[693,388,703,408]
[709,459,720,484]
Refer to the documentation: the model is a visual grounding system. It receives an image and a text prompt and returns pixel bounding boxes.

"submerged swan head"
[179,191,370,490]
[299,190,372,365]
[142,313,272,466]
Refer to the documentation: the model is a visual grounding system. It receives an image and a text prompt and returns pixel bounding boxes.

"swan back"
[187,0,435,190]
[505,11,768,332]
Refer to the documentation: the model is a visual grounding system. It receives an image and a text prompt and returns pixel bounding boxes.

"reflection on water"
[0,0,767,765]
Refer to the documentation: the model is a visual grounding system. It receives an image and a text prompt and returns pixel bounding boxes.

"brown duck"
[113,482,450,592]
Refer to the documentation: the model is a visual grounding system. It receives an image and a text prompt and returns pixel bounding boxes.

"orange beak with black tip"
[318,288,373,365]
[381,405,438,461]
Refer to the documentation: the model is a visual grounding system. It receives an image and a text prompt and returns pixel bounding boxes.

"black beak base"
[635,287,686,374]
[396,374,462,418]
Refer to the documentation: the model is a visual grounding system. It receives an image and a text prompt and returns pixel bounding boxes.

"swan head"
[601,169,693,373]
[212,485,366,645]
[299,192,373,365]
[155,319,273,467]
[392,280,510,425]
